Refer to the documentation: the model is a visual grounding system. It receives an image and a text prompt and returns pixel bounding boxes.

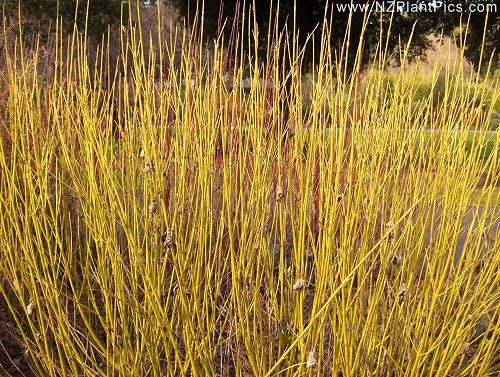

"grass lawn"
[322,127,497,162]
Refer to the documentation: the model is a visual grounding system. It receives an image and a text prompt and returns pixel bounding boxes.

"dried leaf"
[392,254,403,267]
[293,278,307,291]
[162,228,176,249]
[276,185,284,202]
[143,160,155,174]
[397,284,408,299]
[306,349,317,369]
[148,199,157,216]
[461,342,471,354]
[26,299,35,316]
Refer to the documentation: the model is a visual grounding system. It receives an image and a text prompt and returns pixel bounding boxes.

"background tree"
[2,0,497,74]
[172,0,499,72]
[1,0,124,43]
